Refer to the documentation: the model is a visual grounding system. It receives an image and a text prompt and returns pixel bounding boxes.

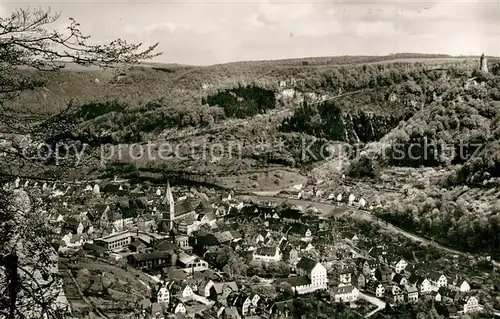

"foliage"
[203,85,276,118]
[0,5,160,319]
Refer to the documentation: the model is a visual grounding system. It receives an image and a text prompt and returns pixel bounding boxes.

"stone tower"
[480,53,488,73]
[164,181,175,231]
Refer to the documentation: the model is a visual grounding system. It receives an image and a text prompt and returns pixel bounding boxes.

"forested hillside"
[5,54,500,256]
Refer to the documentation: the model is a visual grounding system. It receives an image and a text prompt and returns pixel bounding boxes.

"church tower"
[480,53,488,73]
[163,181,175,231]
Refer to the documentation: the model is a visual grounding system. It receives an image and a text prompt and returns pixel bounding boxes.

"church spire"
[163,181,174,205]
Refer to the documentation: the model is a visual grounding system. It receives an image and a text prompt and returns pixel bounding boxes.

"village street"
[359,292,386,318]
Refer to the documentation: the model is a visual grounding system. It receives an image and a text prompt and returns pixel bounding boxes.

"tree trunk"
[5,253,19,319]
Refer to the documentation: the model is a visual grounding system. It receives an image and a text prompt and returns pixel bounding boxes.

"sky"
[1,0,499,65]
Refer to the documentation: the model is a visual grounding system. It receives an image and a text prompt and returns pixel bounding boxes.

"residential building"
[404,284,419,303]
[429,272,447,290]
[461,296,479,314]
[157,286,170,305]
[375,266,393,282]
[450,277,471,293]
[177,252,209,272]
[387,285,405,304]
[253,246,281,263]
[332,285,359,303]
[390,258,408,274]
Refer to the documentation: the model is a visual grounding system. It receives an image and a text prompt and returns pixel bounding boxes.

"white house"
[181,284,193,299]
[461,296,479,314]
[416,278,433,294]
[337,194,342,202]
[251,294,260,307]
[255,231,272,244]
[450,278,470,293]
[391,258,408,274]
[332,285,359,303]
[348,194,355,205]
[178,253,209,273]
[157,287,170,305]
[198,280,215,297]
[429,273,447,290]
[173,301,186,314]
[253,246,281,263]
[296,257,328,289]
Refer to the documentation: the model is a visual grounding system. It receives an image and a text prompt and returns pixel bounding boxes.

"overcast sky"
[2,0,499,65]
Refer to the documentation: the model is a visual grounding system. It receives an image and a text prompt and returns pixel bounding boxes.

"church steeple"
[163,181,175,232]
[164,181,174,206]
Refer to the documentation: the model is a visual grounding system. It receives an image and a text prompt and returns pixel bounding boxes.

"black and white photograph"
[0,0,499,318]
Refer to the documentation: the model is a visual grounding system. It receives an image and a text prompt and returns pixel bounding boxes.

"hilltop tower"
[480,53,488,73]
[164,181,175,231]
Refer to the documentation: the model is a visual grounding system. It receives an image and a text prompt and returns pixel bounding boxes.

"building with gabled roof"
[252,246,281,263]
[331,285,359,303]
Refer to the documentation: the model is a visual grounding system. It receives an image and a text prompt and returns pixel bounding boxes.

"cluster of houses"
[5,177,484,318]
[326,247,480,315]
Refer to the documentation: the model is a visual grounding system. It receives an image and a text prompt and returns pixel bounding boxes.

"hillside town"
[4,177,498,319]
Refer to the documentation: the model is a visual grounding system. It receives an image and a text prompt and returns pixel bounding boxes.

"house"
[129,238,149,253]
[137,214,156,232]
[392,273,407,286]
[198,279,216,298]
[338,270,351,285]
[177,252,209,272]
[285,224,313,240]
[428,272,447,290]
[450,277,470,293]
[332,285,359,303]
[360,259,379,277]
[366,281,385,298]
[404,284,418,303]
[282,247,299,266]
[460,296,479,314]
[175,236,189,249]
[219,282,239,300]
[387,285,405,304]
[253,246,281,263]
[180,283,193,299]
[169,297,187,314]
[281,276,312,295]
[229,293,253,317]
[157,286,170,305]
[214,231,234,244]
[267,300,294,318]
[431,291,442,302]
[390,257,408,274]
[82,243,108,257]
[414,277,432,295]
[255,231,272,244]
[296,257,328,289]
[375,266,393,282]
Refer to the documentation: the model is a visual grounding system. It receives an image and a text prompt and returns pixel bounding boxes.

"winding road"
[243,193,500,268]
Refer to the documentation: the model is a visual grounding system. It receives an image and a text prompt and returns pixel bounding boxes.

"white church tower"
[163,181,175,231]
